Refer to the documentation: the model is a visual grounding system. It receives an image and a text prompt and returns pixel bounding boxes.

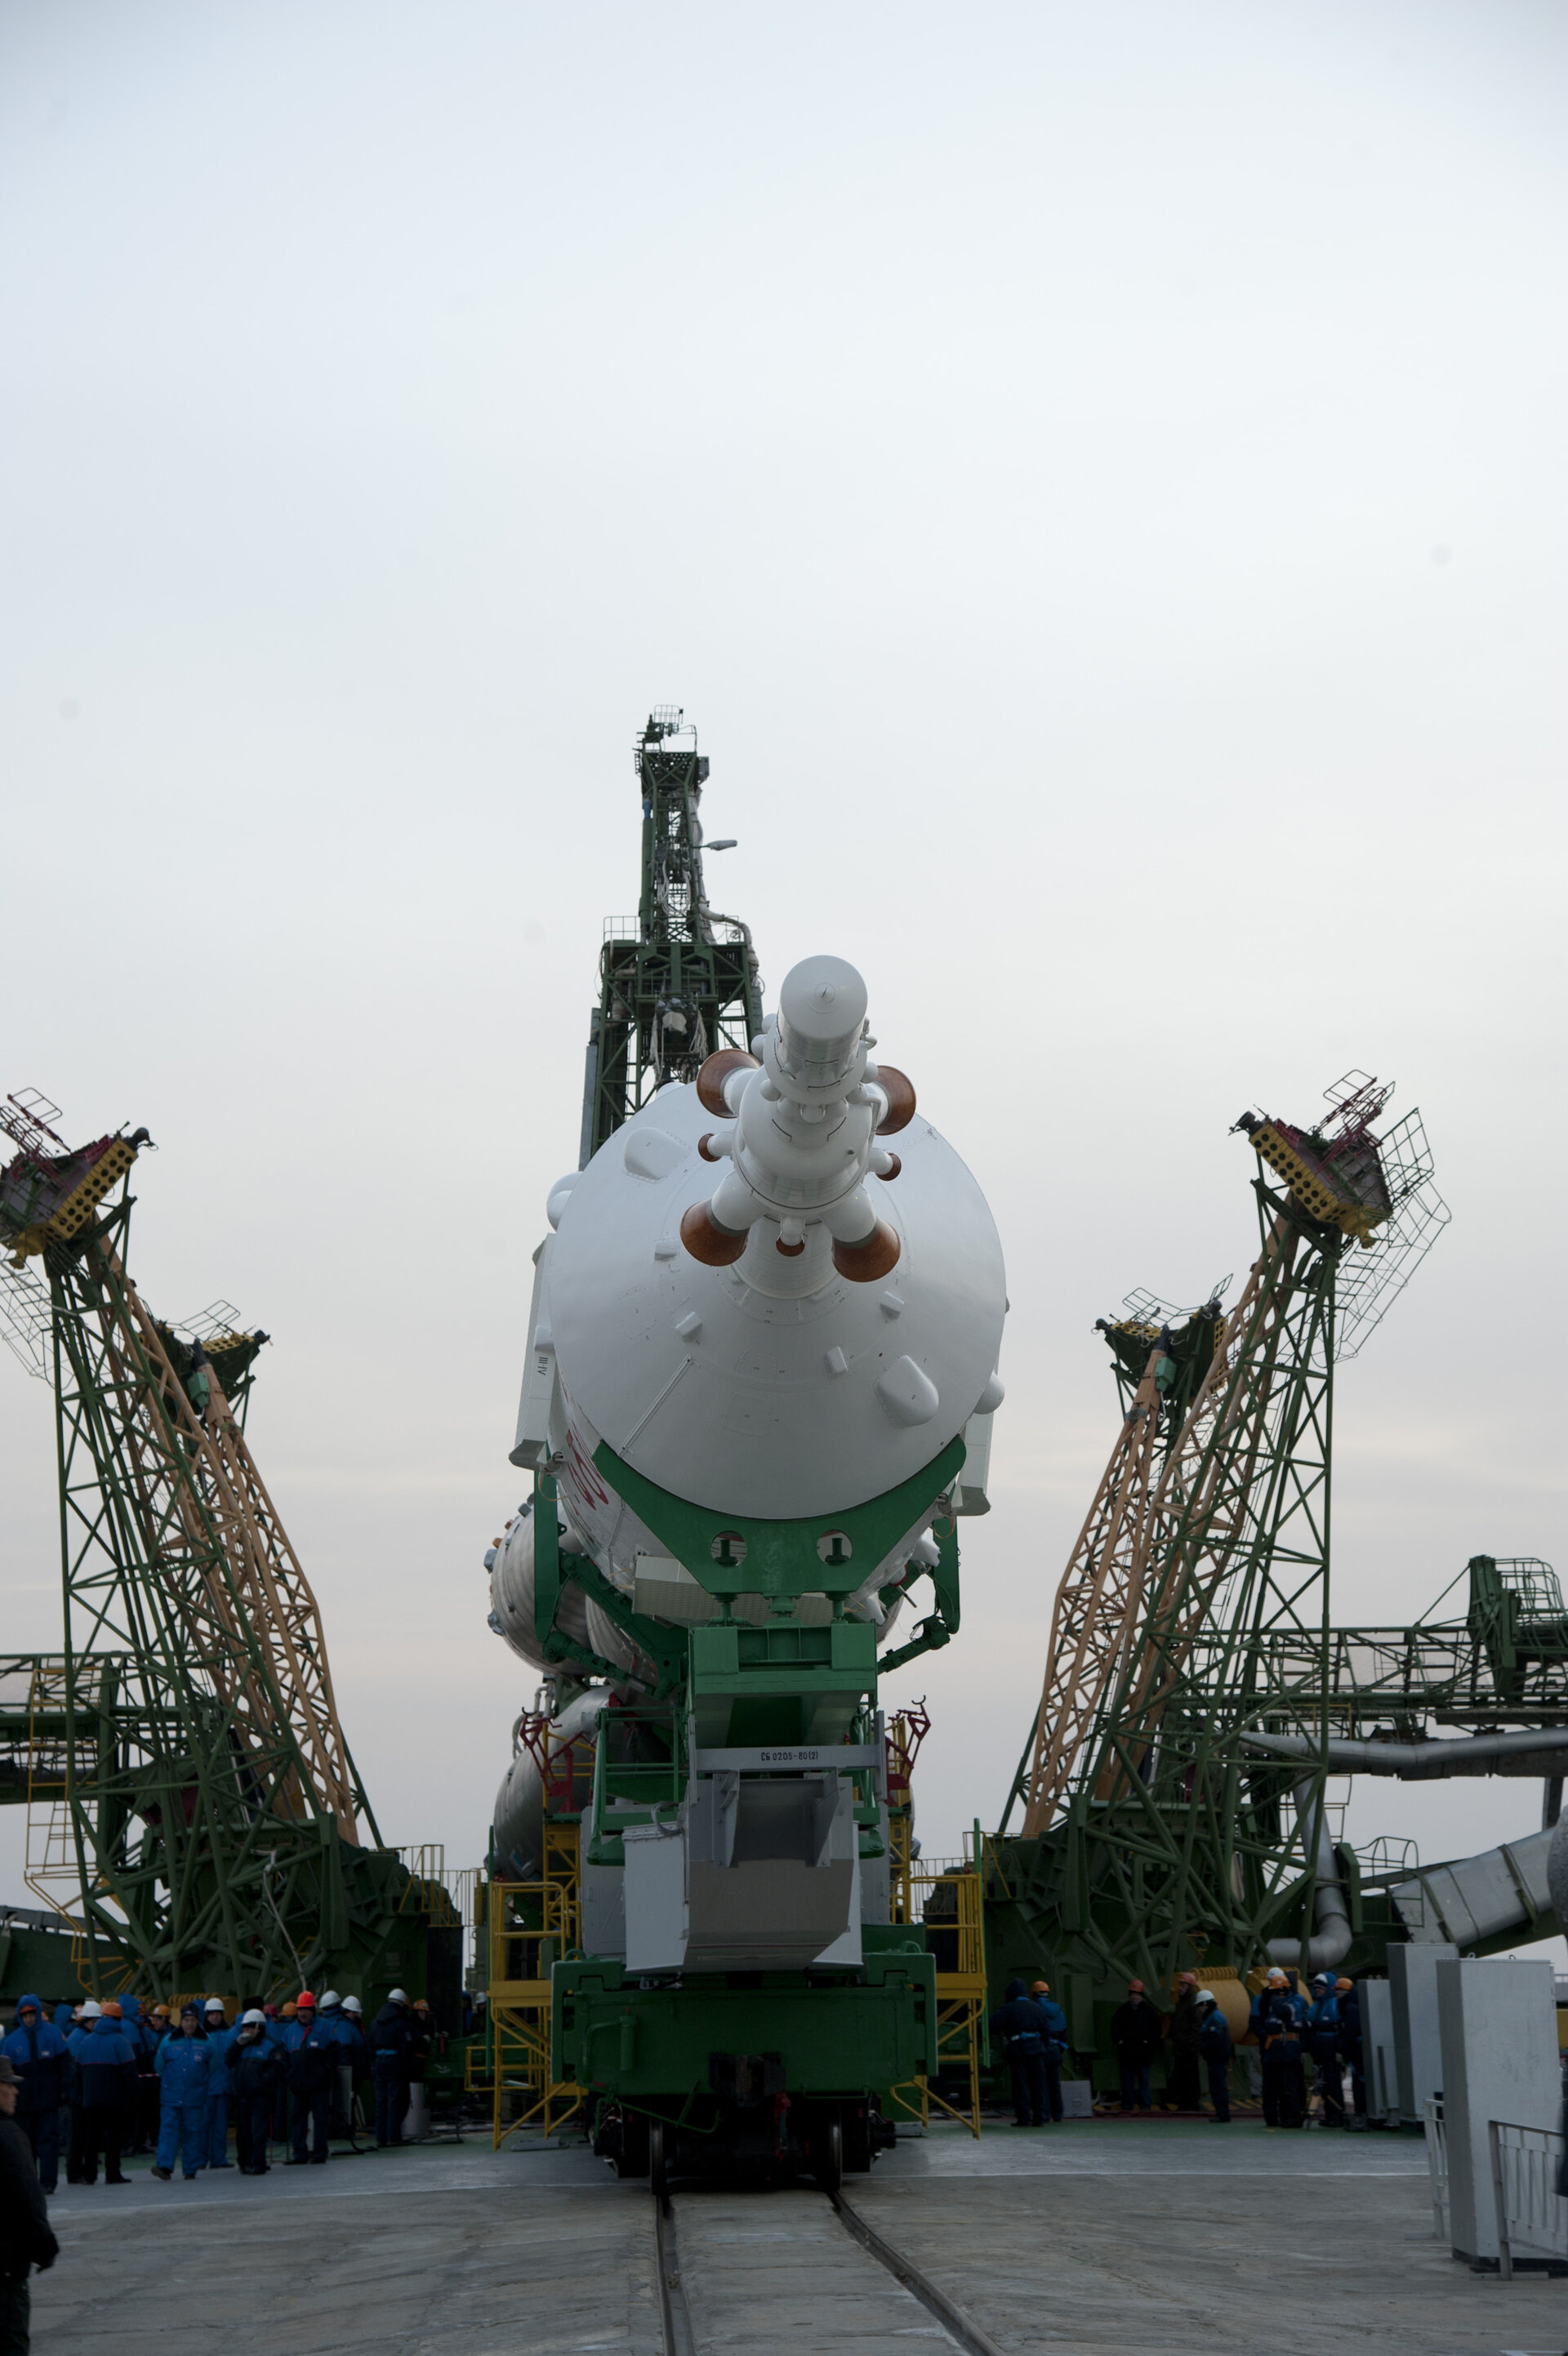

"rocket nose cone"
[778,955,868,1044]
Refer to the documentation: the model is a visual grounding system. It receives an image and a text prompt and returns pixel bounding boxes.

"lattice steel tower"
[579,709,763,1164]
[994,1074,1449,1990]
[0,1091,403,1998]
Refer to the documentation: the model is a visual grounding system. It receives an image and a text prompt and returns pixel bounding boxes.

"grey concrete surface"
[24,2121,1566,2354]
[856,2119,1565,2355]
[36,2141,661,2356]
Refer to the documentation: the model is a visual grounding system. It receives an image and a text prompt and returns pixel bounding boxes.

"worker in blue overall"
[2,1997,66,2192]
[153,2006,214,2180]
[1029,1981,1070,2123]
[201,2000,234,2166]
[1196,1989,1232,2122]
[284,1994,337,2164]
[991,1979,1050,2127]
[1250,1969,1307,2129]
[76,2008,138,2185]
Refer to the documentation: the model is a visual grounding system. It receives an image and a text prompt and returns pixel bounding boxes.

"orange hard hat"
[1335,1976,1354,1992]
[1031,1980,1051,1994]
[1128,1979,1145,1993]
[1177,1971,1197,1985]
[101,2000,122,2018]
[296,1992,316,2009]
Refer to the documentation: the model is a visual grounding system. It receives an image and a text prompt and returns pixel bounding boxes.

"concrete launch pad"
[32,2121,1560,2354]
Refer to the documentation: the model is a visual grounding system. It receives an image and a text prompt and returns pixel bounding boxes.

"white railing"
[1488,2119,1568,2279]
[1423,2096,1447,2241]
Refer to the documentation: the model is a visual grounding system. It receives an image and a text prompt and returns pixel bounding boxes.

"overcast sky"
[1,0,1565,1959]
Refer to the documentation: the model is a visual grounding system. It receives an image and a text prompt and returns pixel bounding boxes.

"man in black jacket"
[1334,1977,1365,2128]
[0,2057,59,2354]
[369,1990,415,2149]
[1110,1980,1165,2113]
[226,2012,285,2176]
[1166,1974,1203,2112]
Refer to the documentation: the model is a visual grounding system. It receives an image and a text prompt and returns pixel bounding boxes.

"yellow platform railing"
[487,1840,582,2145]
[890,1854,987,2139]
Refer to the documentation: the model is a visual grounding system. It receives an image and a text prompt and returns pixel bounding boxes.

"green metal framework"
[1178,1558,1568,1741]
[0,1086,454,2005]
[996,1186,1344,1990]
[39,1202,391,1994]
[994,1077,1452,2011]
[580,708,762,1165]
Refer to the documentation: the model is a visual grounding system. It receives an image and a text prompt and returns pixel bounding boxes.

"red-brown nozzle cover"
[776,1236,805,1257]
[875,1066,916,1135]
[875,1153,902,1182]
[697,1133,721,1163]
[831,1220,902,1283]
[696,1049,760,1117]
[679,1200,748,1267]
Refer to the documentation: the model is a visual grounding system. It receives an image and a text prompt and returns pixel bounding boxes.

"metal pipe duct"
[1266,1778,1353,1973]
[1243,1726,1568,1779]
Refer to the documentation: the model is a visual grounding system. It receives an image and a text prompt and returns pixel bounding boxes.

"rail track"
[655,2182,1008,2356]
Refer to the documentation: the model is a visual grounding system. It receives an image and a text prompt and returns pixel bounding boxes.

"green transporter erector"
[483,712,1006,2187]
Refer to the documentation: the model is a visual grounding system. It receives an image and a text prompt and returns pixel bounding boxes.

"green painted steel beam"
[590,1434,965,1601]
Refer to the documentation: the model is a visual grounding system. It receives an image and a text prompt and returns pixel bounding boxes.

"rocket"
[488,953,1006,1720]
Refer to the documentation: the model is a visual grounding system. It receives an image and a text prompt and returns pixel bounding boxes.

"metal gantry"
[50,1227,380,1982]
[580,709,762,1164]
[994,1075,1451,1993]
[0,1092,434,2002]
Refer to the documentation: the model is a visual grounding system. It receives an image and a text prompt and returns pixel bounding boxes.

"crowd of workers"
[992,1966,1365,2127]
[0,1984,437,2192]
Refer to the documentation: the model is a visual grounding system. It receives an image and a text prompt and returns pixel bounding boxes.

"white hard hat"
[241,2009,265,2026]
[342,1996,362,2015]
[386,1987,409,2005]
[1196,1989,1216,2003]
[81,2000,102,2019]
[204,1999,225,2014]
[319,1990,341,2009]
